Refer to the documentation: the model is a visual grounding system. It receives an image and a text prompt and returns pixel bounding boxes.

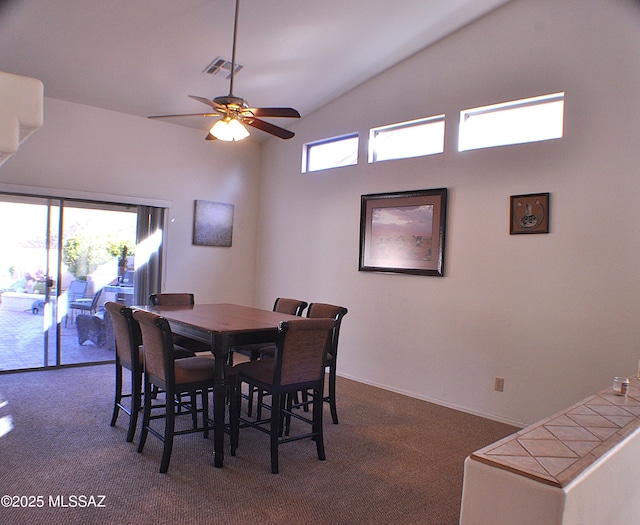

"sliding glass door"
[57,202,137,366]
[0,197,57,370]
[0,195,146,372]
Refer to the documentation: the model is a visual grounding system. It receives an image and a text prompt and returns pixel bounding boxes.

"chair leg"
[127,369,142,443]
[257,387,264,420]
[283,393,292,436]
[190,392,198,428]
[160,398,175,474]
[247,383,255,417]
[202,389,209,439]
[313,387,326,461]
[229,380,238,456]
[328,368,338,424]
[110,362,123,427]
[270,393,281,474]
[137,375,152,454]
[245,349,260,416]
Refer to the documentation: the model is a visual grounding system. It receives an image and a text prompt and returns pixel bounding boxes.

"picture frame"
[359,188,447,277]
[192,200,234,247]
[510,193,550,234]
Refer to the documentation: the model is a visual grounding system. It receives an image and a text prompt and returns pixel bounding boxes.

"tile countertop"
[470,377,640,488]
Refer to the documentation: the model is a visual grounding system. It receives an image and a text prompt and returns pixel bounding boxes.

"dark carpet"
[0,365,516,524]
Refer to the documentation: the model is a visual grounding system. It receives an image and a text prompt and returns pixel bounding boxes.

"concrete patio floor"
[0,307,114,372]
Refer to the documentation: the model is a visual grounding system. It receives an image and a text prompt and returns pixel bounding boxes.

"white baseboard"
[337,372,526,429]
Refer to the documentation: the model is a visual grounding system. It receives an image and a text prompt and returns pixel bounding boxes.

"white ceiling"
[0,0,510,140]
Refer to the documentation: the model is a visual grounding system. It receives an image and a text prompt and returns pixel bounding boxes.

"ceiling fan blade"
[188,95,225,112]
[148,112,218,119]
[246,107,301,118]
[243,117,295,139]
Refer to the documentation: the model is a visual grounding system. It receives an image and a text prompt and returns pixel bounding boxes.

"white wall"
[2,0,638,429]
[256,0,640,427]
[0,97,262,306]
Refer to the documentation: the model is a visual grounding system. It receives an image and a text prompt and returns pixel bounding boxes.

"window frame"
[368,114,445,163]
[302,133,359,173]
[458,92,565,152]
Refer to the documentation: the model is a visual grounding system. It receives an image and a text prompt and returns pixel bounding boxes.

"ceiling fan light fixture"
[210,116,250,141]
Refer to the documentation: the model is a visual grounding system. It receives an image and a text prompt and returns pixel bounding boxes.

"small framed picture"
[510,193,550,234]
[192,200,234,247]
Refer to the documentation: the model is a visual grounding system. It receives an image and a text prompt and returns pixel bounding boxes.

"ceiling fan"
[148,0,300,141]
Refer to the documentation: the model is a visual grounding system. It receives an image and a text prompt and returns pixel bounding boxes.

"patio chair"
[63,280,88,326]
[69,287,103,321]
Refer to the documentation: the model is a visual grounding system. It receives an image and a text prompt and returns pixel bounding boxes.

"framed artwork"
[192,200,234,247]
[510,193,550,234]
[359,188,447,277]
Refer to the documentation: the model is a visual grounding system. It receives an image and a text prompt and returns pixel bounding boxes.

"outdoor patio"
[0,306,114,371]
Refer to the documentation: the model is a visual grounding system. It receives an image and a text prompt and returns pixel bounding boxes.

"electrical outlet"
[494,377,505,392]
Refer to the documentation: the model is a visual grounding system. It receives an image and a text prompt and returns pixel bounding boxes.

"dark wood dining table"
[133,303,299,468]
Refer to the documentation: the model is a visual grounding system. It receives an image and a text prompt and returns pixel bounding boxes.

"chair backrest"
[306,303,348,358]
[149,293,195,307]
[273,297,308,316]
[273,318,336,387]
[105,301,141,370]
[132,309,175,384]
[67,280,88,302]
[89,287,103,308]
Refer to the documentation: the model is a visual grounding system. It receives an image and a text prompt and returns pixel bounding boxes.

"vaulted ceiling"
[0,0,510,139]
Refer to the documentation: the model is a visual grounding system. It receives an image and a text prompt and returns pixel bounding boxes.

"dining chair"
[105,302,196,443]
[105,301,145,443]
[257,302,348,425]
[228,297,308,364]
[148,293,210,353]
[149,293,195,307]
[299,303,348,425]
[132,309,238,473]
[229,297,308,417]
[233,317,335,474]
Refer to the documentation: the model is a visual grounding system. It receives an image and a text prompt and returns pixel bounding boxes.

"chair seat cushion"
[235,359,274,385]
[174,356,216,384]
[174,357,238,385]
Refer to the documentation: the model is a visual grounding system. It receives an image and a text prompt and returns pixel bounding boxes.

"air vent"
[203,57,243,78]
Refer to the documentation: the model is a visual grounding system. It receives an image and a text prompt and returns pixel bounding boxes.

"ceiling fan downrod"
[228,0,240,98]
